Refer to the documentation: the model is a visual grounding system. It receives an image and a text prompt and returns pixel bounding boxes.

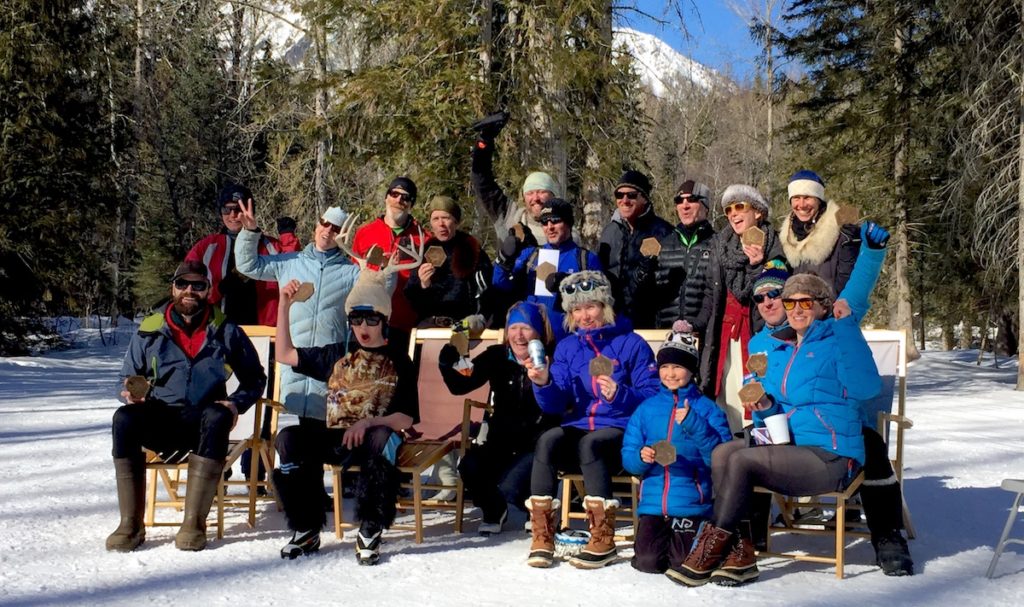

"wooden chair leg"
[145,468,157,526]
[560,480,572,528]
[333,467,344,539]
[246,439,259,527]
[216,476,225,540]
[835,497,845,579]
[413,473,424,544]
[454,478,465,534]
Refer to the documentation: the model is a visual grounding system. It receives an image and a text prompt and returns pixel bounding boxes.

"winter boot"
[873,530,914,576]
[570,496,620,569]
[105,456,146,552]
[710,523,760,586]
[174,455,223,551]
[356,521,383,566]
[665,522,733,587]
[525,495,560,568]
[479,506,508,537]
[280,528,321,559]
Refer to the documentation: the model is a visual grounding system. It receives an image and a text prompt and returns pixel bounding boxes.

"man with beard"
[106,260,266,553]
[352,177,430,355]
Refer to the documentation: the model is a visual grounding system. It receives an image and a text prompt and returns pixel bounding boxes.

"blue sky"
[617,1,771,80]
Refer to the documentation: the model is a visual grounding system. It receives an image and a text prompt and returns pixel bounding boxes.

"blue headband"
[507,302,545,336]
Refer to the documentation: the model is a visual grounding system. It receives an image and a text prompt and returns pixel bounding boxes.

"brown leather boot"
[105,456,146,552]
[665,523,733,587]
[570,496,619,569]
[710,524,760,586]
[525,496,560,568]
[175,455,223,551]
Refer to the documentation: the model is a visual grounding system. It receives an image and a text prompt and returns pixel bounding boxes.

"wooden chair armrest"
[464,398,494,415]
[878,411,914,430]
[257,397,287,413]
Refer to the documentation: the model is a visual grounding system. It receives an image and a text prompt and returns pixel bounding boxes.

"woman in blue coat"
[672,273,881,588]
[235,206,360,421]
[523,271,660,570]
[622,334,731,576]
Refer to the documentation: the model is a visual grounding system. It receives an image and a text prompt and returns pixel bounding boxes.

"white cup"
[763,413,791,445]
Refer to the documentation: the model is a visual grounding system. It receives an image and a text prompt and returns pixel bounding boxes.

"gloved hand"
[458,314,487,337]
[544,272,568,295]
[471,111,509,141]
[498,231,524,269]
[276,216,297,234]
[862,221,890,249]
[439,343,461,368]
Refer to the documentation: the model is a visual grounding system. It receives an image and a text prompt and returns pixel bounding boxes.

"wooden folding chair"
[143,451,226,538]
[755,329,911,579]
[329,328,500,543]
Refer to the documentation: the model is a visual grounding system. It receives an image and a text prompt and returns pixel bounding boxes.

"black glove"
[545,272,568,295]
[438,343,461,368]
[276,216,297,235]
[498,231,523,269]
[471,111,509,141]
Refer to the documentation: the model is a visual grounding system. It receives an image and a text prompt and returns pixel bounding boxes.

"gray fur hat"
[781,273,835,305]
[721,184,770,217]
[559,271,614,311]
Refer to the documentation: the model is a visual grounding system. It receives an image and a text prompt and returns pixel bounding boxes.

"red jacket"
[185,230,300,326]
[352,216,430,331]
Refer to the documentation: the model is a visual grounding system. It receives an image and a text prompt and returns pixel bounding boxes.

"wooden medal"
[652,440,677,466]
[125,375,151,400]
[425,246,447,268]
[367,244,386,268]
[835,204,861,226]
[589,355,614,377]
[535,261,556,282]
[639,237,662,257]
[738,381,766,403]
[746,352,768,378]
[740,225,766,247]
[512,223,526,242]
[293,282,315,303]
[450,331,470,357]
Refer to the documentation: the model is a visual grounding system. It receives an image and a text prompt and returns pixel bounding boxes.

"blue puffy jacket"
[752,314,880,464]
[235,230,360,420]
[622,382,731,518]
[534,317,659,430]
[119,306,266,413]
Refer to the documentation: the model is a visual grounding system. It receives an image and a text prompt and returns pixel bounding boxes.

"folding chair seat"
[143,451,226,539]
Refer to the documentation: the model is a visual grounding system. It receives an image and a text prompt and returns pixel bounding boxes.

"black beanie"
[539,198,575,226]
[656,336,699,375]
[218,183,252,208]
[615,170,652,200]
[388,177,418,205]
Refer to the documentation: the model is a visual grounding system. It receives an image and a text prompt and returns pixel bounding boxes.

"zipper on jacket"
[661,392,679,516]
[781,342,802,398]
[813,407,838,450]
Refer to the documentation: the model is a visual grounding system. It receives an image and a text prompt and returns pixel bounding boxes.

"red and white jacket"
[352,216,430,331]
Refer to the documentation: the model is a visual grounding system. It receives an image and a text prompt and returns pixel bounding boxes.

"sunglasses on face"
[674,194,702,205]
[348,314,383,327]
[614,190,641,201]
[561,279,607,296]
[319,219,342,233]
[540,217,564,226]
[753,289,782,304]
[173,278,209,292]
[387,190,411,203]
[220,205,242,216]
[724,201,752,216]
[782,297,821,311]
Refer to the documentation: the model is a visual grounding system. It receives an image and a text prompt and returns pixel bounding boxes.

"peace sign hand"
[240,198,258,231]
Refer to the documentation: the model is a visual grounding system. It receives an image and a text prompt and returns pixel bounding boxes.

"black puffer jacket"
[405,231,494,324]
[438,343,560,454]
[694,224,784,397]
[653,220,715,328]
[598,206,674,329]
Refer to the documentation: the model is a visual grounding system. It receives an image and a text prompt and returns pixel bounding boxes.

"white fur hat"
[559,271,614,311]
[721,184,769,217]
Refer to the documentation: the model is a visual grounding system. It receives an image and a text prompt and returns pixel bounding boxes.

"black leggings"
[530,426,624,499]
[111,401,234,460]
[711,438,856,530]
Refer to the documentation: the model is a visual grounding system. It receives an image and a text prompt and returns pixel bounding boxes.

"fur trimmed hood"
[779,201,845,267]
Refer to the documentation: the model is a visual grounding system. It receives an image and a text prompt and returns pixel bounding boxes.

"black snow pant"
[111,401,233,461]
[273,419,400,534]
[531,426,624,499]
[458,443,534,523]
[860,426,906,536]
[631,514,704,573]
[711,438,858,531]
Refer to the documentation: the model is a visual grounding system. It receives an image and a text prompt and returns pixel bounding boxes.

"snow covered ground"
[2,330,1023,606]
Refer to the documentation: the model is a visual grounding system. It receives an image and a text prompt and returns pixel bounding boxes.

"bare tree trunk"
[764,0,776,203]
[312,18,329,212]
[1017,0,1024,388]
[479,0,493,86]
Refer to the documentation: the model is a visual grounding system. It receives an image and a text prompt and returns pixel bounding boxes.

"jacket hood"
[779,200,843,266]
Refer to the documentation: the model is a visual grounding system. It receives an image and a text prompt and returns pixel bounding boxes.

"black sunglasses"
[173,278,209,292]
[220,204,242,215]
[752,288,782,304]
[319,219,342,233]
[561,279,606,295]
[673,194,703,204]
[387,190,411,203]
[540,217,564,226]
[614,190,641,201]
[348,314,383,327]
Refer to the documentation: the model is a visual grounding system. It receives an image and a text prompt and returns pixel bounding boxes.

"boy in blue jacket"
[622,333,731,576]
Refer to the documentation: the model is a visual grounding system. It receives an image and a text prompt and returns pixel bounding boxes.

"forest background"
[2,0,1021,384]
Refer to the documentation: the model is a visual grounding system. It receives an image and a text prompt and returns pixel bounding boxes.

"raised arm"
[274,279,301,367]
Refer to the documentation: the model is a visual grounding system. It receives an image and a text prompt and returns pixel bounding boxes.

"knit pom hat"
[753,258,790,294]
[721,184,769,217]
[615,170,652,200]
[787,170,826,201]
[345,271,392,319]
[428,195,461,222]
[522,171,560,197]
[657,332,699,375]
[559,271,613,311]
[781,273,835,306]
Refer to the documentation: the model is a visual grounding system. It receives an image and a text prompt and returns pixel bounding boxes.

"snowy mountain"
[613,27,721,96]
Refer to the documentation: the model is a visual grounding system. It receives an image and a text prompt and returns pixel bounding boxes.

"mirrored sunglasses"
[753,288,783,304]
[561,278,606,296]
[781,297,820,311]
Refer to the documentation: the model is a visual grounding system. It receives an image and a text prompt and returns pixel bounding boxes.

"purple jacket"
[534,317,660,431]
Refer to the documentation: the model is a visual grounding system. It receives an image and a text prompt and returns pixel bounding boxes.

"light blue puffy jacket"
[235,229,360,420]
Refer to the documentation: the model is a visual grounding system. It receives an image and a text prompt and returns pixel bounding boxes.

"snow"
[2,331,1023,606]
[613,27,722,96]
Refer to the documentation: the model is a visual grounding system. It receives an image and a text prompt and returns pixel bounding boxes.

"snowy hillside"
[613,27,721,95]
[1,330,1023,606]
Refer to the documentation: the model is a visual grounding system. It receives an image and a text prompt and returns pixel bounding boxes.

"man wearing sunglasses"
[598,170,673,329]
[107,260,266,553]
[352,177,430,355]
[653,180,717,330]
[492,198,601,340]
[185,183,300,326]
